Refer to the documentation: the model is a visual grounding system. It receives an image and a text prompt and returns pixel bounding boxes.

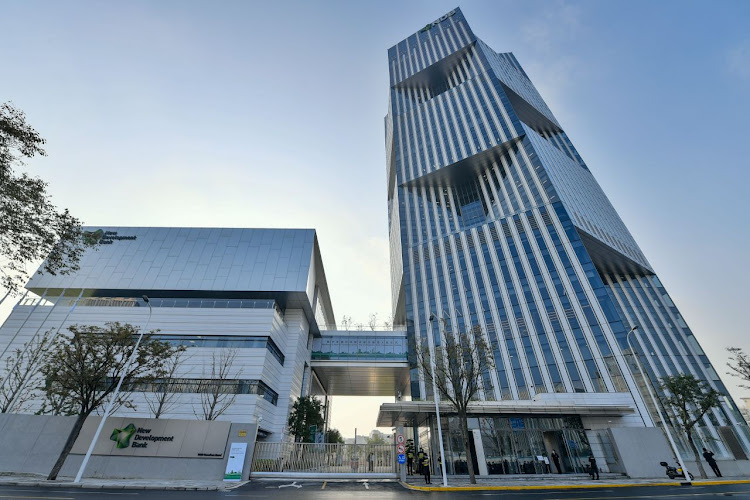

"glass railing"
[311,335,408,361]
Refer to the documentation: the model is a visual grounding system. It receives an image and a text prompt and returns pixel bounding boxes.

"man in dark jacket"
[703,448,722,477]
[588,455,599,480]
[551,450,562,474]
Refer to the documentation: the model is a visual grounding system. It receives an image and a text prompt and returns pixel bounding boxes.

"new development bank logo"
[109,423,175,449]
[110,423,136,449]
[83,229,137,245]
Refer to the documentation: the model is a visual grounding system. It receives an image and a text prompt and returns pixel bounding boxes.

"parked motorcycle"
[660,461,694,480]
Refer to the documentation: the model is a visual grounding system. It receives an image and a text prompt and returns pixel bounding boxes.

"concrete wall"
[0,414,257,480]
[609,427,672,478]
[0,414,78,476]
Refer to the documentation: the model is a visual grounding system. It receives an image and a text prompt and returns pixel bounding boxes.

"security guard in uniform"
[422,453,431,484]
[417,448,424,475]
[406,448,414,475]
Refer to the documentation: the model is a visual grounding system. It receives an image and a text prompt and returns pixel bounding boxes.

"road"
[1,480,750,499]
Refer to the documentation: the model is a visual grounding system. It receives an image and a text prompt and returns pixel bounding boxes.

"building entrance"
[426,415,592,475]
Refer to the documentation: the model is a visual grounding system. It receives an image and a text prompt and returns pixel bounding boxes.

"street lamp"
[75,295,153,483]
[626,325,691,482]
[428,313,449,487]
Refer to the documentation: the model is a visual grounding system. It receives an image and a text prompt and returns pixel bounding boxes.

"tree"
[415,320,495,484]
[0,330,55,413]
[660,373,723,479]
[325,428,345,444]
[288,395,325,443]
[339,315,353,330]
[0,102,88,296]
[196,348,240,420]
[145,347,187,418]
[367,432,387,445]
[727,347,750,390]
[368,313,378,331]
[40,322,178,480]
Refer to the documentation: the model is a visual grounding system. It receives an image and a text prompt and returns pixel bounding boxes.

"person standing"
[417,448,425,475]
[588,455,599,480]
[422,453,431,484]
[437,454,442,476]
[551,450,562,474]
[407,448,414,475]
[368,451,375,472]
[703,448,722,477]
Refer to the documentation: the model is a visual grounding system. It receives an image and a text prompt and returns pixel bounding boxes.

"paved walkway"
[0,473,247,491]
[402,473,750,491]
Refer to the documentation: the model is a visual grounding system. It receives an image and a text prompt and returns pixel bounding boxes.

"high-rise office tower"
[384,7,749,471]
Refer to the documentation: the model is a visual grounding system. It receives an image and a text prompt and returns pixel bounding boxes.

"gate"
[251,442,397,478]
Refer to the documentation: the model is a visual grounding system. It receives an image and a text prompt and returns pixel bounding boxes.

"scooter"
[660,461,694,480]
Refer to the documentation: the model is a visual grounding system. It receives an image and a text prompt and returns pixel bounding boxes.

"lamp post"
[626,325,691,482]
[74,295,153,483]
[428,313,449,487]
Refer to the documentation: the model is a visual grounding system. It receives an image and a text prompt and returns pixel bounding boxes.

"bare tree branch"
[195,348,240,420]
[415,319,495,484]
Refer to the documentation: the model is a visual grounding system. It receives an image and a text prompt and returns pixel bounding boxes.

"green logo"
[110,423,137,449]
[83,229,104,245]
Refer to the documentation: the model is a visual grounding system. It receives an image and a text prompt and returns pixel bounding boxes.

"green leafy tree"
[416,321,495,484]
[367,432,387,445]
[660,373,723,479]
[0,102,88,296]
[288,395,325,443]
[40,322,179,480]
[325,428,345,444]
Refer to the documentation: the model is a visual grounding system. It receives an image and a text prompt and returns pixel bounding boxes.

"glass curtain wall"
[430,415,592,475]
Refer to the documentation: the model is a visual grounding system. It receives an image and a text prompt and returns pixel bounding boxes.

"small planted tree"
[145,348,187,419]
[0,330,55,413]
[416,322,495,484]
[288,395,325,443]
[660,373,722,479]
[196,348,240,420]
[40,322,178,480]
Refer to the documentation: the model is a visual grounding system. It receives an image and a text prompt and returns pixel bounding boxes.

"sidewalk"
[0,473,247,491]
[402,473,750,491]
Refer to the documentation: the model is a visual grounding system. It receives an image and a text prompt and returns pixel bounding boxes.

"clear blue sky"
[2,0,749,435]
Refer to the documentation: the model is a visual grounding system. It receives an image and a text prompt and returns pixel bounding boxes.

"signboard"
[510,417,525,430]
[397,444,405,454]
[397,434,405,444]
[71,416,231,459]
[397,454,406,464]
[224,442,247,482]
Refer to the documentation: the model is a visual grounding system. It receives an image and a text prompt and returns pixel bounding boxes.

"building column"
[472,428,489,476]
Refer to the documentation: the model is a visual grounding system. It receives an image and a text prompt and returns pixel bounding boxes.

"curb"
[0,480,223,491]
[399,479,750,492]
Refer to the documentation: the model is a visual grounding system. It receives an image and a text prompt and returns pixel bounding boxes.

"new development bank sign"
[71,417,230,458]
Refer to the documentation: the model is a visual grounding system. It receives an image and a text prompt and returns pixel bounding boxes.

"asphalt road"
[1,481,750,499]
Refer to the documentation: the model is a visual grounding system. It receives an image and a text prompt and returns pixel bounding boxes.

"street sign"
[397,444,405,454]
[397,454,406,464]
[396,434,405,444]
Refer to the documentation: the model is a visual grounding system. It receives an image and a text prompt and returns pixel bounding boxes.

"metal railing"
[252,442,396,474]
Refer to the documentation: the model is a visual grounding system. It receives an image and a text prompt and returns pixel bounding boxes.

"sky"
[1,0,749,438]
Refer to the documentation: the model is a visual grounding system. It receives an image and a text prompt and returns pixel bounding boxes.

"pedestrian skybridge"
[310,330,410,397]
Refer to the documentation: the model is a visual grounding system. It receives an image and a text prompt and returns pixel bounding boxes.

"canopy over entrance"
[377,393,638,427]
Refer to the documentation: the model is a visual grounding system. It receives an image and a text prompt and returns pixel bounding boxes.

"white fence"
[251,442,396,475]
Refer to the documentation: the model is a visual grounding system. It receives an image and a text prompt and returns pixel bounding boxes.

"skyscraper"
[384,7,749,473]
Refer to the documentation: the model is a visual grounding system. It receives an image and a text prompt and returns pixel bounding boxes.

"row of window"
[149,334,285,365]
[122,377,279,405]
